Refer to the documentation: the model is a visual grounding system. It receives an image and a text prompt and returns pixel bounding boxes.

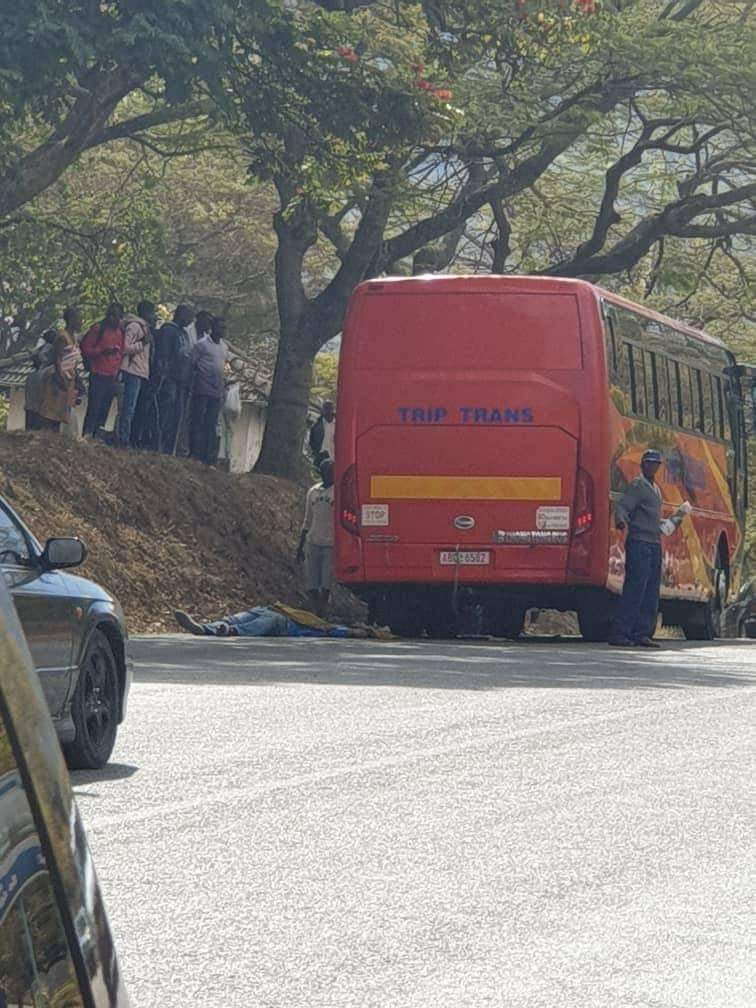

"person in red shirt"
[80,303,124,438]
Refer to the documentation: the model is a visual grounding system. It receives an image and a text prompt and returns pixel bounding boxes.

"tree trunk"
[254,321,315,480]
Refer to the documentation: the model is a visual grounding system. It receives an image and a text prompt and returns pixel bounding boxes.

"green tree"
[1,0,752,482]
[222,0,755,477]
[312,351,339,402]
[0,132,279,354]
[0,145,164,350]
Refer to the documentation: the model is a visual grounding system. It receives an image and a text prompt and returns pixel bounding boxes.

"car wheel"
[64,629,119,770]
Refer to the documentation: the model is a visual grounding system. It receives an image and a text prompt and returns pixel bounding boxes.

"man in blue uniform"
[609,449,665,649]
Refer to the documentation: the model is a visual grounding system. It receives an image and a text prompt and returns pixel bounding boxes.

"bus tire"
[387,594,425,638]
[681,602,714,641]
[682,552,727,641]
[489,606,526,640]
[424,605,457,640]
[578,605,612,643]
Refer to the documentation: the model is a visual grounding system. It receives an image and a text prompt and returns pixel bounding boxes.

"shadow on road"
[129,635,756,692]
[70,762,140,789]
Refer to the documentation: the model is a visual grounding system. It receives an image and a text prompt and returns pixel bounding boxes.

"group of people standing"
[24,301,234,465]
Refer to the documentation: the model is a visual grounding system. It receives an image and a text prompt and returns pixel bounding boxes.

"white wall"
[5,386,115,437]
[7,389,25,431]
[220,403,266,473]
[7,383,265,473]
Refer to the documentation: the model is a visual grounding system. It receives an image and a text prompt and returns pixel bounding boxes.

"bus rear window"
[352,292,583,370]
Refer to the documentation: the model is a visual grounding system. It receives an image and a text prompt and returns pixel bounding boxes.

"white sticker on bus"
[362,504,390,526]
[536,506,570,530]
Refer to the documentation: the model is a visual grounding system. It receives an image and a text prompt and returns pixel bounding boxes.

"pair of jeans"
[201,607,349,638]
[189,394,221,464]
[157,380,181,454]
[83,373,116,437]
[117,373,143,446]
[612,539,662,642]
[203,608,290,637]
[131,380,158,449]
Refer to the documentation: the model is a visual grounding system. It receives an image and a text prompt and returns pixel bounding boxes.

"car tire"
[64,629,120,770]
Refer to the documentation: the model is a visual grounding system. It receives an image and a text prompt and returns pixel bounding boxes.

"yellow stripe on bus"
[700,441,733,512]
[370,475,562,501]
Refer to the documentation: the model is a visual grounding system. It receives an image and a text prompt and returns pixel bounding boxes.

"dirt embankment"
[0,432,362,633]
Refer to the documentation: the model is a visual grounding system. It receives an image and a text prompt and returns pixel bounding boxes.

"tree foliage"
[0,0,753,479]
[235,0,755,475]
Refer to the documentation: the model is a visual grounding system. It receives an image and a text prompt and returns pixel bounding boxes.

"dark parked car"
[723,579,755,639]
[0,577,130,1005]
[0,495,131,768]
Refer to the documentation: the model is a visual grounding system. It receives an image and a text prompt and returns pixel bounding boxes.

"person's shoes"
[635,637,662,649]
[608,636,636,647]
[175,610,205,636]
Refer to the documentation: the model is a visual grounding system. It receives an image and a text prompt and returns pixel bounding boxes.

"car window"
[0,505,31,565]
[0,720,85,1007]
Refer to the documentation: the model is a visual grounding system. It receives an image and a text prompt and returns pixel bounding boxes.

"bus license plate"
[440,550,490,566]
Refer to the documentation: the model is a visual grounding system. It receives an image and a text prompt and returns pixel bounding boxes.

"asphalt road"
[72,635,756,1008]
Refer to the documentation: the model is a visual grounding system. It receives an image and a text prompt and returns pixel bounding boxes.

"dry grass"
[0,432,362,632]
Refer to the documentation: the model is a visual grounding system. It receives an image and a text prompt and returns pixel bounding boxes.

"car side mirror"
[42,537,87,570]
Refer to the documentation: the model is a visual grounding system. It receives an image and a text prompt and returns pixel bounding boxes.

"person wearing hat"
[609,449,666,648]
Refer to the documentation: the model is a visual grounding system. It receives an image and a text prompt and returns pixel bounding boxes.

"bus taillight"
[573,468,594,536]
[340,464,360,535]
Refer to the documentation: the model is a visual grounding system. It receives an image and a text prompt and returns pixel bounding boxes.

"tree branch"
[0,67,142,217]
[379,79,638,270]
[489,199,511,274]
[307,173,395,348]
[547,181,756,277]
[84,100,215,151]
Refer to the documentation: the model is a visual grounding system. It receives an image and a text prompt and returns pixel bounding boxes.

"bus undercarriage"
[359,582,724,642]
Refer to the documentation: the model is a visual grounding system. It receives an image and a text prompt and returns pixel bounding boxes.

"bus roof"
[355,275,728,352]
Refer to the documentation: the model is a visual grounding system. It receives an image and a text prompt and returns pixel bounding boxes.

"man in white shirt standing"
[297,458,335,617]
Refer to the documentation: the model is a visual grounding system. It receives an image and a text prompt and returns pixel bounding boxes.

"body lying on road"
[174,603,389,640]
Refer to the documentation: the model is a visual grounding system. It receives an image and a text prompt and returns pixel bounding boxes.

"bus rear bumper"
[346,581,610,611]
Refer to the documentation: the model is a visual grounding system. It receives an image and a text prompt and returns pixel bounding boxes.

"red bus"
[335,276,752,640]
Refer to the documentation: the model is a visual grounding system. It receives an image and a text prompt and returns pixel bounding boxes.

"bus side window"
[650,353,669,422]
[720,378,732,442]
[632,347,648,416]
[628,345,640,415]
[680,364,693,429]
[603,311,618,379]
[711,376,724,439]
[643,351,656,419]
[701,374,714,436]
[692,368,705,432]
[617,341,632,404]
[669,360,682,427]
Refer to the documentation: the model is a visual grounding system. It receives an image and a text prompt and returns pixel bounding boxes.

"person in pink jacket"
[117,301,155,447]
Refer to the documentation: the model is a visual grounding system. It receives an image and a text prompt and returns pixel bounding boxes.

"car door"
[0,578,130,1006]
[0,500,75,719]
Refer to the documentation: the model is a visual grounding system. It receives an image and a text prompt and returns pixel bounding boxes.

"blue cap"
[642,449,663,464]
